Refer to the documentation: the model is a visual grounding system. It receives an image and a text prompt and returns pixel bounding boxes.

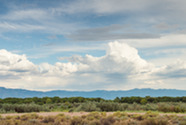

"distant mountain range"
[0,87,185,99]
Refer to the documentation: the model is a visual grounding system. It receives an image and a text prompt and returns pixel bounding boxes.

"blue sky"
[0,0,186,91]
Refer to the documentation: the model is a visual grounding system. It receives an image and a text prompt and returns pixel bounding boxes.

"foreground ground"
[1,111,186,117]
[0,112,186,125]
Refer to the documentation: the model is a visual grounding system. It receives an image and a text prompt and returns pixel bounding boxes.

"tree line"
[0,96,185,105]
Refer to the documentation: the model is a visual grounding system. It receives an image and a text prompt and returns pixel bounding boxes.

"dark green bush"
[76,102,101,112]
[0,103,49,113]
[158,102,186,113]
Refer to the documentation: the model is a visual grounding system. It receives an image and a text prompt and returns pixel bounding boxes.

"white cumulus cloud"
[0,41,185,90]
[62,41,153,76]
[0,49,36,74]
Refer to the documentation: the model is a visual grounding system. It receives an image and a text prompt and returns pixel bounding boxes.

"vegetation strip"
[0,112,186,125]
[0,97,186,113]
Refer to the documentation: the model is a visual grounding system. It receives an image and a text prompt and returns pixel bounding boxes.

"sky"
[0,0,186,91]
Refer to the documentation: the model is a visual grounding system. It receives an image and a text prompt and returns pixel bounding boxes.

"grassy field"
[0,111,186,125]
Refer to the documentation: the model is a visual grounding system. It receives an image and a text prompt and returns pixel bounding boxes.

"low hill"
[0,87,185,99]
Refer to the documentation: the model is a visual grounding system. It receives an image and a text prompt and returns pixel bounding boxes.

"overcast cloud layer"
[0,0,186,90]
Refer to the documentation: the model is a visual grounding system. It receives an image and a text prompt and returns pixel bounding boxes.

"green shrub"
[113,111,127,118]
[158,102,185,113]
[141,99,147,105]
[97,102,121,111]
[0,103,49,113]
[76,102,101,112]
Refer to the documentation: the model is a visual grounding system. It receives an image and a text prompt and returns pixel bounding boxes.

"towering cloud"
[63,41,153,76]
[0,41,185,90]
